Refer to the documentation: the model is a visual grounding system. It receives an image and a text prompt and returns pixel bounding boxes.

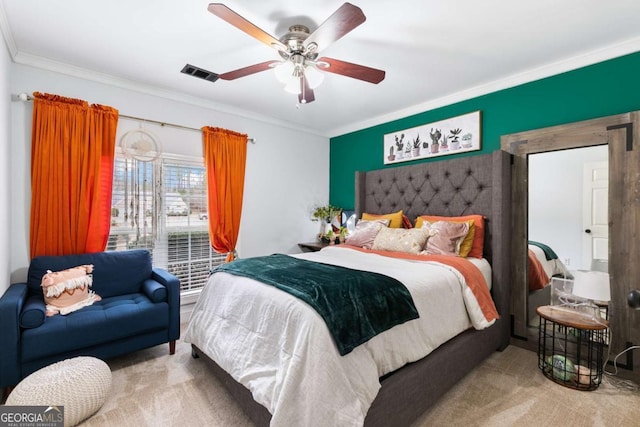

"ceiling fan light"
[284,76,301,94]
[274,61,294,84]
[304,65,324,89]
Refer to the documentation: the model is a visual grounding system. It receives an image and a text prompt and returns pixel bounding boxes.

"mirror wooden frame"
[501,112,640,380]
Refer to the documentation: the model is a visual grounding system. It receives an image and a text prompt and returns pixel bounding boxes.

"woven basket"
[7,356,111,427]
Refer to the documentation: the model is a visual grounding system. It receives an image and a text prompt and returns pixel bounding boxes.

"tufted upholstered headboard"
[355,150,511,337]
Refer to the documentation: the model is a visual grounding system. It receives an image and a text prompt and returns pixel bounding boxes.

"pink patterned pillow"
[345,219,390,249]
[421,220,470,256]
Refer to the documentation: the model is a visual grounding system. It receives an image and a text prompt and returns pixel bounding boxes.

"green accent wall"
[330,51,640,209]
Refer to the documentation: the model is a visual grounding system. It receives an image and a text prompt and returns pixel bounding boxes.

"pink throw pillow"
[421,221,470,256]
[345,219,390,249]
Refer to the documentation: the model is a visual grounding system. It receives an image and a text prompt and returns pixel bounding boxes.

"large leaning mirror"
[501,112,640,382]
[527,145,608,328]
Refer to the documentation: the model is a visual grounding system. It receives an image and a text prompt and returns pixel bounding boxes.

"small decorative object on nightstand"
[298,242,330,252]
[536,305,608,391]
[311,204,343,243]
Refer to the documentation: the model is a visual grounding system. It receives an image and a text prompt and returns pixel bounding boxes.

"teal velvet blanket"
[214,254,419,355]
[528,240,558,260]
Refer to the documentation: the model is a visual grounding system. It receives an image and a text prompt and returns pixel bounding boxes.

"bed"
[185,150,511,427]
[527,241,572,323]
[528,240,571,291]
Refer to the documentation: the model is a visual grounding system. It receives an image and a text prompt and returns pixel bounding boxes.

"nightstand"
[298,241,330,252]
[536,305,608,391]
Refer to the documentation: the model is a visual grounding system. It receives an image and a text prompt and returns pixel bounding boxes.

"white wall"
[528,145,608,270]
[0,32,11,295]
[9,64,329,283]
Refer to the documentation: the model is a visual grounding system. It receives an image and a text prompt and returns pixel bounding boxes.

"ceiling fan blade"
[208,3,287,52]
[298,76,315,104]
[219,60,281,80]
[317,57,385,84]
[303,3,366,52]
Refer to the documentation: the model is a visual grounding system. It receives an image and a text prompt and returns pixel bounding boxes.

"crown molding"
[5,0,639,142]
[0,2,18,58]
[10,51,326,138]
[328,36,640,138]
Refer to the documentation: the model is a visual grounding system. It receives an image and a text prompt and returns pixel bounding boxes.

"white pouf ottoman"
[6,356,112,427]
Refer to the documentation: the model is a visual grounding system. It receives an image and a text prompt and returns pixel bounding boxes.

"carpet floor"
[80,331,640,427]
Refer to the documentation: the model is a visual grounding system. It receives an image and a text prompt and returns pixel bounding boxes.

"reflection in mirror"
[527,145,608,327]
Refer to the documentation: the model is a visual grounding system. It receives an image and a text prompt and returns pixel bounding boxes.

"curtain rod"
[16,92,256,143]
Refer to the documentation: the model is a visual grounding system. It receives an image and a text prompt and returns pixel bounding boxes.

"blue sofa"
[0,250,180,388]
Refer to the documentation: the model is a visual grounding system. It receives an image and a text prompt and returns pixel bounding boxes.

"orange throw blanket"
[340,245,499,325]
[528,249,550,291]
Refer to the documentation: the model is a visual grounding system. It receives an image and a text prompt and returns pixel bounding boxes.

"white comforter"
[528,244,571,279]
[184,246,493,426]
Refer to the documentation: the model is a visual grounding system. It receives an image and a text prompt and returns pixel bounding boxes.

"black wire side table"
[537,305,608,391]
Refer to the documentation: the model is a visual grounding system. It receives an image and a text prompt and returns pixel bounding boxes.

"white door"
[582,161,608,269]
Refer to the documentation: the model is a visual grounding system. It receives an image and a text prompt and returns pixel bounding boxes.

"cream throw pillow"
[371,227,431,254]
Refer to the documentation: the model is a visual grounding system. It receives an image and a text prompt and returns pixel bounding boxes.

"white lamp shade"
[304,65,324,89]
[571,270,611,302]
[275,61,324,94]
[284,77,301,94]
[273,61,294,84]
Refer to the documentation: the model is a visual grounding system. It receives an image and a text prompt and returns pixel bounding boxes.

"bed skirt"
[191,316,504,427]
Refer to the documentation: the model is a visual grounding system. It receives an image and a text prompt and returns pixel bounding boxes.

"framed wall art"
[383,111,481,164]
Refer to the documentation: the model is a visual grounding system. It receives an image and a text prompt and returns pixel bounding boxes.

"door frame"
[501,112,640,381]
[582,160,609,268]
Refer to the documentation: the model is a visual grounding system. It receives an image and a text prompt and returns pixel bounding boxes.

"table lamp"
[571,270,611,320]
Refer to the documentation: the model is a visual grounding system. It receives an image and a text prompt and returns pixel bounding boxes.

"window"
[108,154,226,300]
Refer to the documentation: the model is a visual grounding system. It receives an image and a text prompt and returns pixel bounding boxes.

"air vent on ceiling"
[181,64,219,82]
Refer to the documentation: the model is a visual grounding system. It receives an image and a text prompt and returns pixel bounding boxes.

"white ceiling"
[2,1,640,137]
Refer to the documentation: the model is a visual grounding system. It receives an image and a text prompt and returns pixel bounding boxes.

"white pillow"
[371,227,431,254]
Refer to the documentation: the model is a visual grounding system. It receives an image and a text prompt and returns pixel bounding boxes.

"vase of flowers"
[312,204,342,242]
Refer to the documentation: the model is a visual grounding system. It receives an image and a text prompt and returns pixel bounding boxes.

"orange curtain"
[202,126,248,262]
[30,92,119,257]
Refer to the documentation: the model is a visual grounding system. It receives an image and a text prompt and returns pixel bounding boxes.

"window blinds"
[109,156,226,295]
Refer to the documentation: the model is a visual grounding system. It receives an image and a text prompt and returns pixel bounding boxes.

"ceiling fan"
[181,3,386,104]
